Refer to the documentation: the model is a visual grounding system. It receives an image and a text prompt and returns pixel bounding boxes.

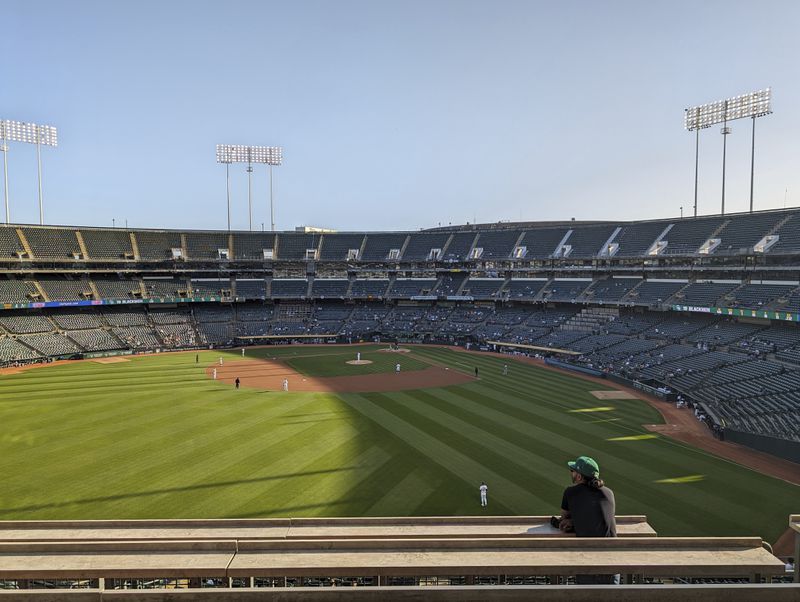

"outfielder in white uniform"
[282,379,289,392]
[479,482,488,507]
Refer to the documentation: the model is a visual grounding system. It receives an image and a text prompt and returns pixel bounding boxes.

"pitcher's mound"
[346,360,373,365]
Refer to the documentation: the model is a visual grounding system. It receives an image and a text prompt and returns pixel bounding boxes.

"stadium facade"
[1,206,800,461]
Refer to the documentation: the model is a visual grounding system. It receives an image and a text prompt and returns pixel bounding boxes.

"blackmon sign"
[671,304,799,322]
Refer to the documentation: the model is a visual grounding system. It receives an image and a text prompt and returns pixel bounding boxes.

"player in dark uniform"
[235,377,240,389]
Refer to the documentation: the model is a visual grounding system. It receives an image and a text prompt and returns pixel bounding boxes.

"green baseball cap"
[568,456,600,478]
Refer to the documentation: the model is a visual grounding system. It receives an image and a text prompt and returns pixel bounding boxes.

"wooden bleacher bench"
[0,536,783,582]
[0,516,655,542]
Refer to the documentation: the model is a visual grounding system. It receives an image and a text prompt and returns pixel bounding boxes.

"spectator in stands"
[559,455,617,585]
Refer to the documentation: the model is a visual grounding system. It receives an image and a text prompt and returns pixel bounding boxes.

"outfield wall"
[724,429,800,464]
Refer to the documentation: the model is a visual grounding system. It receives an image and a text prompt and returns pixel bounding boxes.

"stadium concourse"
[1,208,800,597]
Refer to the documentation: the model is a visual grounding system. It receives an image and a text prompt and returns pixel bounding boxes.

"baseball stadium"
[4,2,800,600]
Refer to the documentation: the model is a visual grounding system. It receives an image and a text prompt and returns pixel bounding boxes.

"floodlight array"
[0,120,58,146]
[685,88,772,131]
[216,144,282,165]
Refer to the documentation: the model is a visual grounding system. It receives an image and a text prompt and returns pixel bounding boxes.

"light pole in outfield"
[0,120,58,225]
[216,144,282,231]
[685,89,772,216]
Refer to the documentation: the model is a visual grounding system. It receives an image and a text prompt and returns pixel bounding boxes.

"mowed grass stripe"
[387,390,555,506]
[339,392,538,514]
[364,468,436,516]
[186,423,375,518]
[0,396,324,518]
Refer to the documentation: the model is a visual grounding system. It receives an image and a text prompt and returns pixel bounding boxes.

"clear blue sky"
[3,0,799,231]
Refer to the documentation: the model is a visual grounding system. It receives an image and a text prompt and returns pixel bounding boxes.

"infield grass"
[0,344,795,543]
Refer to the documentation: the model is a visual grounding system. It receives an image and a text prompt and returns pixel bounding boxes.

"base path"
[206,358,474,393]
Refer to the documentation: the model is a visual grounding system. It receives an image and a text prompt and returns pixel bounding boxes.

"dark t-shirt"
[561,483,617,537]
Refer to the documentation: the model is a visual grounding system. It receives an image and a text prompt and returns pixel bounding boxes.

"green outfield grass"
[0,344,795,543]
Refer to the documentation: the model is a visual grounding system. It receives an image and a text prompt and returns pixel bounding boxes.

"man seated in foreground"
[559,455,617,584]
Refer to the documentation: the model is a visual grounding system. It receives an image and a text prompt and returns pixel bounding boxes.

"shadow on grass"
[0,466,361,515]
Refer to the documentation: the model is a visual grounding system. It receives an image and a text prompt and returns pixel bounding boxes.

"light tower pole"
[216,144,282,231]
[685,88,771,215]
[0,120,58,225]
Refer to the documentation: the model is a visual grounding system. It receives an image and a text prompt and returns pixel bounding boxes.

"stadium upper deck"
[1,207,799,264]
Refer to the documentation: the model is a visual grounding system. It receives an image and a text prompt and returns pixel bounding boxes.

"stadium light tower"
[0,120,58,225]
[216,144,282,231]
[685,88,772,216]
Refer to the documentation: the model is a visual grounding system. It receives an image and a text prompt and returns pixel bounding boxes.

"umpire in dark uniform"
[559,456,617,584]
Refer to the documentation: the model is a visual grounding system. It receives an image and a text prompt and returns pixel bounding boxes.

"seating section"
[0,337,40,362]
[674,282,738,306]
[722,283,797,309]
[0,279,40,303]
[135,231,183,260]
[612,221,670,257]
[442,231,476,261]
[402,233,451,260]
[18,333,80,356]
[583,278,641,303]
[435,273,468,296]
[388,279,436,298]
[544,280,592,302]
[629,281,686,306]
[770,213,800,255]
[506,279,548,300]
[277,233,320,260]
[0,314,53,333]
[80,229,133,259]
[660,217,724,255]
[473,230,521,259]
[38,278,94,301]
[67,329,122,352]
[233,233,276,260]
[185,233,229,259]
[462,278,505,300]
[0,226,26,258]
[350,279,389,298]
[50,311,104,330]
[311,279,349,298]
[715,211,788,255]
[563,224,617,258]
[271,279,309,298]
[142,278,188,298]
[93,277,142,299]
[191,280,230,296]
[516,228,569,259]
[235,279,267,299]
[361,233,409,261]
[23,227,81,259]
[319,234,365,260]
